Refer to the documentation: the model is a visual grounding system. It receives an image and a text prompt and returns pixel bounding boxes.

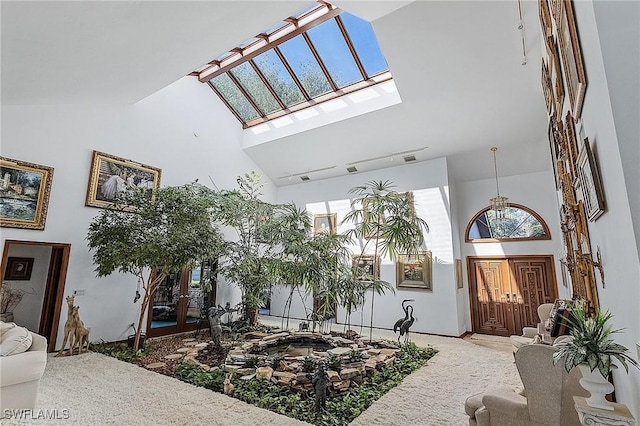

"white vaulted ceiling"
[1,1,550,186]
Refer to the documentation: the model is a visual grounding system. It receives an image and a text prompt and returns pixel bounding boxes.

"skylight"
[192,1,393,128]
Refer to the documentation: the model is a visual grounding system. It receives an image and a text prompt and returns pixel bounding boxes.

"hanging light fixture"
[490,147,509,219]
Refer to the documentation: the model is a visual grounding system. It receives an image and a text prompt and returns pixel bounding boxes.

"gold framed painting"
[396,250,432,290]
[352,254,380,281]
[557,0,587,120]
[538,0,554,55]
[85,150,161,209]
[563,111,579,179]
[549,37,565,121]
[455,258,463,289]
[541,59,554,116]
[313,213,337,235]
[0,157,54,230]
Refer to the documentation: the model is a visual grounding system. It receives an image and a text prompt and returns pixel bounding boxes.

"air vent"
[300,175,310,181]
[346,166,358,173]
[403,155,416,162]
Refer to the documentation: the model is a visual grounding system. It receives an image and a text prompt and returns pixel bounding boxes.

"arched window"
[465,203,551,242]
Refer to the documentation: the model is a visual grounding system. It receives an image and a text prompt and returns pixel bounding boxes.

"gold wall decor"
[557,0,587,119]
[313,213,337,235]
[396,250,432,290]
[576,138,605,221]
[352,254,380,281]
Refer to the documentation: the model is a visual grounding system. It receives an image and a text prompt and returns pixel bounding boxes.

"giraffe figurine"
[72,306,90,354]
[57,295,76,356]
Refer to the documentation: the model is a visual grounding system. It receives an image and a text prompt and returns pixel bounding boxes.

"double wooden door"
[468,256,557,337]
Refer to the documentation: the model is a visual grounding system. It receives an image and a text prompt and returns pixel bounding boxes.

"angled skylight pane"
[253,51,305,107]
[340,12,389,77]
[211,73,260,122]
[307,18,361,88]
[278,35,332,98]
[230,62,281,115]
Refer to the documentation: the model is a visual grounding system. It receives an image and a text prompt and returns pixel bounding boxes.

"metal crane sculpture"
[393,299,415,344]
[398,305,415,345]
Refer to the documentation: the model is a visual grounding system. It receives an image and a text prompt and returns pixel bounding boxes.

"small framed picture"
[85,151,161,209]
[352,255,380,281]
[313,213,337,235]
[4,257,34,281]
[455,259,463,289]
[396,251,432,290]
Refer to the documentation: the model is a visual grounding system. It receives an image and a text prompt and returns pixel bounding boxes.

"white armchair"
[0,324,48,413]
[509,303,554,353]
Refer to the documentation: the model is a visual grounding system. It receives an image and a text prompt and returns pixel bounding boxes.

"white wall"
[0,76,270,349]
[4,245,51,332]
[275,157,465,336]
[566,1,640,416]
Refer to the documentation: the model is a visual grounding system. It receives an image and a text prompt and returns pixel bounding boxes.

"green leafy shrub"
[174,363,225,392]
[326,354,342,371]
[89,341,152,363]
[302,355,317,372]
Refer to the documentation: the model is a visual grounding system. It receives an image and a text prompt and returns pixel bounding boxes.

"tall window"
[192,1,392,128]
[465,204,551,242]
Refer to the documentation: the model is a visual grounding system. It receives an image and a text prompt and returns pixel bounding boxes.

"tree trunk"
[133,290,150,352]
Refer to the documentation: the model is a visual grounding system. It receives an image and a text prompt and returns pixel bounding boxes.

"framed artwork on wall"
[541,59,554,116]
[563,111,579,179]
[538,0,554,55]
[455,258,463,289]
[548,120,561,190]
[352,255,380,281]
[4,257,34,281]
[85,151,162,209]
[576,138,605,221]
[313,213,337,235]
[549,37,565,121]
[0,157,54,230]
[396,251,432,290]
[557,0,587,120]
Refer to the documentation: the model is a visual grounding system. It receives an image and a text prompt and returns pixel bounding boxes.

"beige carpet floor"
[5,320,522,426]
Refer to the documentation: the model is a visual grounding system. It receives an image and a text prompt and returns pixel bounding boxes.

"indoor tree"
[342,180,429,341]
[86,183,225,351]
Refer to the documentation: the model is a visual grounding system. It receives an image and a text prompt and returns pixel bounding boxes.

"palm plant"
[342,180,429,341]
[553,303,639,377]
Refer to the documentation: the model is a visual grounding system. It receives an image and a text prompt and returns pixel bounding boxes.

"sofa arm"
[28,333,47,352]
[482,387,529,419]
[521,327,538,338]
[0,350,47,387]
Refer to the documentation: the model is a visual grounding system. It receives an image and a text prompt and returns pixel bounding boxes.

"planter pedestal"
[577,364,615,411]
[573,396,636,426]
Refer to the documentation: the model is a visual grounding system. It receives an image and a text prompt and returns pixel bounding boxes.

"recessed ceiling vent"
[300,175,310,181]
[347,166,358,173]
[403,155,416,162]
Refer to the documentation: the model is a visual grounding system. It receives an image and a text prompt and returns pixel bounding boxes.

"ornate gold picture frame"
[85,150,161,209]
[557,0,587,119]
[576,138,605,221]
[313,213,337,235]
[352,254,380,281]
[0,157,54,230]
[396,250,432,290]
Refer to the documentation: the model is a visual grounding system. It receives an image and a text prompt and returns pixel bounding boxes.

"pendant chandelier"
[490,147,509,219]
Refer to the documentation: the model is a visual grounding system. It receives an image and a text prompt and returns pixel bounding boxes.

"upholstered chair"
[509,303,554,353]
[465,343,587,426]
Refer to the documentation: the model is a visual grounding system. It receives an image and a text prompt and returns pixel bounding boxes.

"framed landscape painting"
[86,151,161,209]
[576,138,605,221]
[396,251,432,290]
[352,255,380,282]
[0,157,54,230]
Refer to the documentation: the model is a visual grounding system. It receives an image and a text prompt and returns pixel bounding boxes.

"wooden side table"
[573,396,636,426]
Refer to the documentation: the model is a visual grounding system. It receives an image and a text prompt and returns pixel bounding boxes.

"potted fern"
[552,303,639,410]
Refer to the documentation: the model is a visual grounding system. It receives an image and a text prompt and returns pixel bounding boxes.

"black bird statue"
[393,299,415,340]
[398,305,415,345]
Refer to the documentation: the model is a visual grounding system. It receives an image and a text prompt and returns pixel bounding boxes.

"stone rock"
[384,356,396,367]
[240,374,256,381]
[263,332,290,342]
[364,359,378,370]
[327,370,341,382]
[163,354,184,360]
[244,331,268,340]
[380,348,400,357]
[201,365,211,371]
[378,341,400,349]
[295,372,311,384]
[182,338,196,343]
[340,367,360,379]
[333,380,351,391]
[272,371,296,380]
[237,368,256,376]
[256,366,274,380]
[146,362,167,369]
[279,360,294,371]
[195,342,209,348]
[176,347,193,353]
[367,348,381,355]
[183,341,199,346]
[327,347,352,356]
[184,357,200,366]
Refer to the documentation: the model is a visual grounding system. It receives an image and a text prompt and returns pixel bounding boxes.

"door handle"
[506,294,510,302]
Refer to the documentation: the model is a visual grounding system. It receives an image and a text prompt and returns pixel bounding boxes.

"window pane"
[230,62,281,115]
[340,12,389,78]
[253,50,305,107]
[278,34,332,98]
[210,73,260,122]
[468,207,548,240]
[307,18,362,88]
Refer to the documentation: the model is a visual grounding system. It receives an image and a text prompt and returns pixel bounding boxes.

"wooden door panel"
[471,260,512,336]
[469,256,558,337]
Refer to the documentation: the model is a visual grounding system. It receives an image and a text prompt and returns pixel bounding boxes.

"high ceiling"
[1,1,551,186]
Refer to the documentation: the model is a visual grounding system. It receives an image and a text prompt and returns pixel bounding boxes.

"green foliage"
[326,354,342,372]
[175,363,225,392]
[302,356,317,373]
[176,342,437,425]
[269,354,284,370]
[348,350,364,362]
[552,304,639,377]
[244,356,260,369]
[86,182,226,350]
[89,341,153,363]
